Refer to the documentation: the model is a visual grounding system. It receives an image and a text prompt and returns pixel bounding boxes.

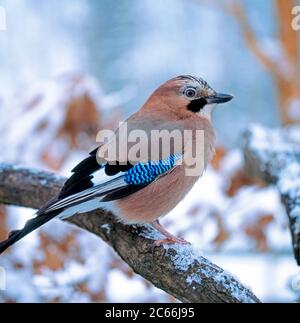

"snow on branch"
[0,163,260,303]
[243,125,300,265]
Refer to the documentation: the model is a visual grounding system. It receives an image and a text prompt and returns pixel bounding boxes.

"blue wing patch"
[124,153,182,185]
[45,153,182,213]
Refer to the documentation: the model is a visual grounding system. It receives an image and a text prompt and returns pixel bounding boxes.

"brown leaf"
[211,146,227,170]
[244,214,274,251]
[226,170,266,197]
[0,205,8,241]
[212,212,230,246]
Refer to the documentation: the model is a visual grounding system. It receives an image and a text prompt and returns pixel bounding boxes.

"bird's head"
[147,75,233,120]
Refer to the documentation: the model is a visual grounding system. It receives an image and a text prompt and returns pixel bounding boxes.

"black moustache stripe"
[187,98,207,113]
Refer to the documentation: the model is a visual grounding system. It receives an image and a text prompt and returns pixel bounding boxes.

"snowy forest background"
[0,0,300,302]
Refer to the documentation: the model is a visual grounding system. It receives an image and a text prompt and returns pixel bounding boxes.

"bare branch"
[243,125,300,265]
[228,1,286,80]
[192,0,291,81]
[0,163,260,303]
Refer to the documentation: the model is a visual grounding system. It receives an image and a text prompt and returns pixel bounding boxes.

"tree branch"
[243,125,300,265]
[0,163,260,303]
[192,0,285,80]
[228,1,286,81]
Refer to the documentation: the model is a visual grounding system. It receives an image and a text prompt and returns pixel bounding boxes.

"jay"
[0,75,233,253]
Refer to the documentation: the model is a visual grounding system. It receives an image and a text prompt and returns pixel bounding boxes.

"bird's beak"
[205,93,234,105]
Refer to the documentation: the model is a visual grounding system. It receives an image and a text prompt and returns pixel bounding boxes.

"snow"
[291,207,300,220]
[39,218,70,241]
[163,244,203,272]
[249,124,300,164]
[53,262,91,286]
[1,0,299,304]
[220,149,243,177]
[209,253,300,302]
[138,224,164,241]
[106,269,168,302]
[5,269,40,302]
[163,244,256,303]
[1,129,298,302]
[0,73,130,168]
[101,224,111,235]
[186,273,202,285]
[209,271,255,303]
[0,70,298,303]
[163,165,290,252]
[247,125,300,245]
[278,163,300,198]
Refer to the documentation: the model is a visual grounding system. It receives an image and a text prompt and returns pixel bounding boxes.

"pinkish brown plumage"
[116,116,216,224]
[0,75,233,253]
[110,75,230,244]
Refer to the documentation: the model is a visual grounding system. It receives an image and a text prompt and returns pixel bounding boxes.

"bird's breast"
[113,116,216,224]
[114,164,200,224]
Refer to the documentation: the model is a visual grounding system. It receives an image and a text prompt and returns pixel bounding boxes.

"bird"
[0,75,233,254]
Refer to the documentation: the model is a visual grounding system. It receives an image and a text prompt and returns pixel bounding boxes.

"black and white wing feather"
[0,149,181,254]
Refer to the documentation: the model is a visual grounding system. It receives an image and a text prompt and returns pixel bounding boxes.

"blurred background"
[0,0,300,302]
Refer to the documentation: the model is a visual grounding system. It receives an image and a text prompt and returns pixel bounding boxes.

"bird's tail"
[0,210,60,254]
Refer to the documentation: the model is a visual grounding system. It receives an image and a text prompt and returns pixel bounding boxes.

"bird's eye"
[184,87,197,99]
